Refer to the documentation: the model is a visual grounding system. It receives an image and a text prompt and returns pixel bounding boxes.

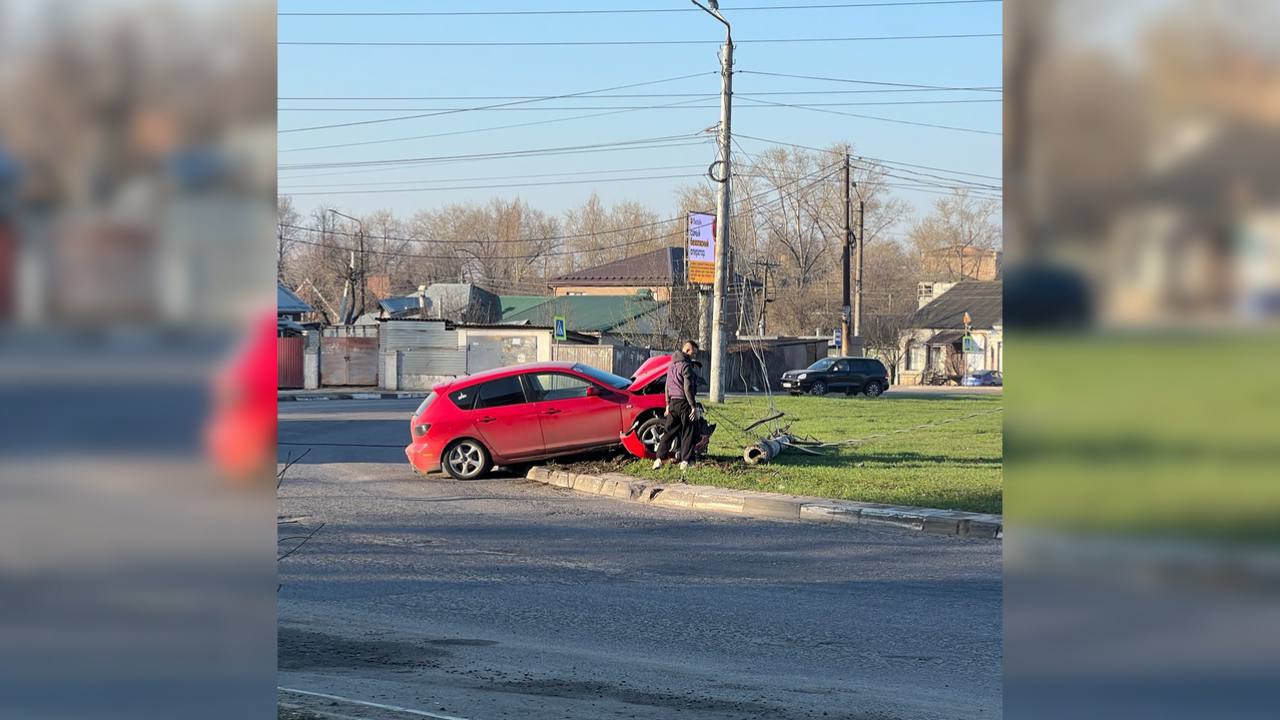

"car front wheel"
[443,439,492,480]
[809,381,827,396]
[636,416,665,456]
[863,381,884,398]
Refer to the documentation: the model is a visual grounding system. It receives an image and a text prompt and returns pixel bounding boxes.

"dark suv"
[780,357,889,397]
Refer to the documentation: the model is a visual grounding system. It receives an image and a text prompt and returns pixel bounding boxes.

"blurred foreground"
[1006,1,1280,717]
[0,1,276,718]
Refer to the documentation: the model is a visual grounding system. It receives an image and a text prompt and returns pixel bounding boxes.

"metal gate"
[277,336,304,389]
[320,336,378,386]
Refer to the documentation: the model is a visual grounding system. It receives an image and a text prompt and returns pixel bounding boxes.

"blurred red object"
[205,311,277,482]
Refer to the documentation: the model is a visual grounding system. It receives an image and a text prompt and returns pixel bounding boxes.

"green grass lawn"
[570,393,1004,515]
[1008,332,1280,542]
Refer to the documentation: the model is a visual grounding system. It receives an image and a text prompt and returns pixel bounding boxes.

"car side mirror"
[585,385,600,397]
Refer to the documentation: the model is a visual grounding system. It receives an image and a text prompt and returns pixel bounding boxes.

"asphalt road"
[278,398,1001,720]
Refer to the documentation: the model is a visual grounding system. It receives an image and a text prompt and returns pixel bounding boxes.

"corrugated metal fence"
[277,336,304,389]
[551,344,650,377]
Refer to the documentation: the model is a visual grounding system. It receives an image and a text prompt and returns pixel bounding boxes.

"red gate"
[277,335,304,389]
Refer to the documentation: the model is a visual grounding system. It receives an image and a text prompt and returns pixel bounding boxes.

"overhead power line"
[281,162,844,249]
[284,169,841,262]
[734,132,1002,181]
[279,87,1001,100]
[278,34,1002,48]
[278,134,706,171]
[738,69,1001,93]
[279,72,714,133]
[279,97,712,153]
[280,172,704,197]
[279,1,1001,17]
[279,99,1002,111]
[735,95,1001,136]
[279,164,707,189]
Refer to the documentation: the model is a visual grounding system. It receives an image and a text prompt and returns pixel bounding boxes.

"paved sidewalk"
[526,466,1002,540]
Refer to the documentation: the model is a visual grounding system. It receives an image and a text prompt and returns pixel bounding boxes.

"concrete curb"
[525,466,1002,540]
[278,391,430,402]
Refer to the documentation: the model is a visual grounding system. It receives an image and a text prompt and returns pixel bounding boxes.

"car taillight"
[413,423,431,438]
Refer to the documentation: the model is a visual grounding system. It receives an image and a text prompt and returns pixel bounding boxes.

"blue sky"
[278,0,1002,225]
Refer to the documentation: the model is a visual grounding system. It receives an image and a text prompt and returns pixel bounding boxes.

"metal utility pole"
[840,155,852,356]
[693,0,732,404]
[855,196,865,338]
[328,209,367,319]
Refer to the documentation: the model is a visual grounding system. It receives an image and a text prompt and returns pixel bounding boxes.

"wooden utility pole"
[855,196,865,339]
[751,258,778,335]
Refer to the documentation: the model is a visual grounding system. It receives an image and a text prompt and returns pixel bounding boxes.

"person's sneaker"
[652,458,664,470]
[679,461,689,471]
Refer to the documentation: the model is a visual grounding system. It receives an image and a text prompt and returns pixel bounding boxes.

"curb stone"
[526,466,1001,541]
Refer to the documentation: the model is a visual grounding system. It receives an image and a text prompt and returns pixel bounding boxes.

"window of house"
[908,342,926,371]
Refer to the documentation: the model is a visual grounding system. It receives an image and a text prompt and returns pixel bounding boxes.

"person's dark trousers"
[656,398,695,462]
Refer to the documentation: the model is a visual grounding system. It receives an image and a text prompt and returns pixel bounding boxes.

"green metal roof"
[498,295,556,317]
[500,295,664,333]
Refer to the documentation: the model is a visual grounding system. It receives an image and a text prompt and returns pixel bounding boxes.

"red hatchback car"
[406,357,674,479]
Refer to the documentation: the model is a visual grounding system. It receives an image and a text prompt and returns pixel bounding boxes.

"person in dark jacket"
[653,340,701,470]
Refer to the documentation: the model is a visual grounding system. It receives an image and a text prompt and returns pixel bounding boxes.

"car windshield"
[806,358,836,372]
[572,363,632,390]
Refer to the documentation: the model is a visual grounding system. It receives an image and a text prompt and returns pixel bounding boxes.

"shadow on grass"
[704,450,1003,470]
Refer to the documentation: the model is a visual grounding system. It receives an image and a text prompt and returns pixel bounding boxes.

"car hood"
[629,354,672,391]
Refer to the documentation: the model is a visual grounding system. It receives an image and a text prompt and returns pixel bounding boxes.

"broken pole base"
[743,435,795,465]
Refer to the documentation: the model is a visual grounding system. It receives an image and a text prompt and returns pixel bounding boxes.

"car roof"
[443,361,580,389]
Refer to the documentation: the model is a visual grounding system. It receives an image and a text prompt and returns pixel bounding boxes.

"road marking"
[279,687,474,720]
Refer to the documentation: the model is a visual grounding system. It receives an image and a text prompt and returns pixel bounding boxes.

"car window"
[526,372,594,402]
[856,359,881,373]
[832,360,849,373]
[448,387,477,410]
[807,358,835,372]
[414,391,438,416]
[573,363,631,390]
[475,376,527,408]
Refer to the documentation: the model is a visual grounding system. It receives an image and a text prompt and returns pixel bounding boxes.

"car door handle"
[543,408,562,416]
[477,416,498,424]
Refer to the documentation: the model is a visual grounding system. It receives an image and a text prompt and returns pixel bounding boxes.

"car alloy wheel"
[637,417,665,454]
[864,381,883,398]
[809,381,827,396]
[444,439,489,480]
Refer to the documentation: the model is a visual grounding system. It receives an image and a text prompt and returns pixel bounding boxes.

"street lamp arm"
[690,0,731,32]
[326,208,365,233]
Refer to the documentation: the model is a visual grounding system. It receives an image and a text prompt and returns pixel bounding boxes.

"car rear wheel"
[809,381,827,397]
[443,439,491,480]
[863,380,884,398]
[636,416,665,455]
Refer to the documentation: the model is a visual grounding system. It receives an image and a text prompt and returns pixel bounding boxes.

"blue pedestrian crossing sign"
[962,334,981,353]
[553,315,567,341]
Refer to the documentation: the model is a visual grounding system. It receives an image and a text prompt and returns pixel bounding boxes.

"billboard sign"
[687,211,716,285]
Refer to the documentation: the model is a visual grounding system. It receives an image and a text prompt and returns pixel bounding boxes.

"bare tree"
[277,194,301,282]
[909,189,1002,281]
[862,313,912,384]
